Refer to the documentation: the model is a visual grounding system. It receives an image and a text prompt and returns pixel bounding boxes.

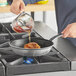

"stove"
[0,22,71,76]
[0,47,70,76]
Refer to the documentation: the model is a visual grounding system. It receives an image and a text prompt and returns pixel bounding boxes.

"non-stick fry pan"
[9,34,61,56]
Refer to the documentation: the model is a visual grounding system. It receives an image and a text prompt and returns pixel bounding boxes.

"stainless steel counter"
[14,71,76,76]
[53,37,76,70]
[34,21,57,40]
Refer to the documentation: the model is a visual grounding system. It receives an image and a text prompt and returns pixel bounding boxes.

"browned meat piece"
[24,42,40,49]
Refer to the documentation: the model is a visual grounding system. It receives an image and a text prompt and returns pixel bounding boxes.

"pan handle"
[50,34,62,41]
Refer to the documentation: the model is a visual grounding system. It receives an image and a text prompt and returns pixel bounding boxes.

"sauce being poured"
[13,24,32,42]
[28,32,31,42]
[12,12,34,43]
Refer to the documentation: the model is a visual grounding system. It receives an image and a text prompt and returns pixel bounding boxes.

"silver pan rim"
[9,38,53,50]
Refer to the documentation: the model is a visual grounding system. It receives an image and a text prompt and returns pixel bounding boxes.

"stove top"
[0,22,70,76]
[0,47,70,76]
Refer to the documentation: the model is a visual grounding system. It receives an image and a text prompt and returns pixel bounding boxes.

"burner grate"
[0,47,68,66]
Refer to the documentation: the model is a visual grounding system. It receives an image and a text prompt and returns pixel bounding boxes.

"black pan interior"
[10,37,53,48]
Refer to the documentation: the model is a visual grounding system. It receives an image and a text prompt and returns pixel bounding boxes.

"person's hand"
[62,23,76,38]
[10,0,25,14]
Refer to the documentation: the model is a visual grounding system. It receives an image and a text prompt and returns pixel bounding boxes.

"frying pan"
[9,35,61,56]
[0,23,62,56]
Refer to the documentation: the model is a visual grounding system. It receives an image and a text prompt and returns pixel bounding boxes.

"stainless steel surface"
[53,37,76,70]
[34,21,57,40]
[0,61,5,76]
[14,71,76,76]
[10,46,52,56]
[53,38,76,61]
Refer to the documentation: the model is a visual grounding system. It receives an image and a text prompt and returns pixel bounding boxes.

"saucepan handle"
[50,34,62,41]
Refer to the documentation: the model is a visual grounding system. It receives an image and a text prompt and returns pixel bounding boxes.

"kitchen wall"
[34,11,57,32]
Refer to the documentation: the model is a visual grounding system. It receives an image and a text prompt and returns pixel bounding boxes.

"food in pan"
[24,42,40,49]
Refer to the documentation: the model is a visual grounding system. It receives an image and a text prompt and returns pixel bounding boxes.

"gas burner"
[23,57,34,64]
